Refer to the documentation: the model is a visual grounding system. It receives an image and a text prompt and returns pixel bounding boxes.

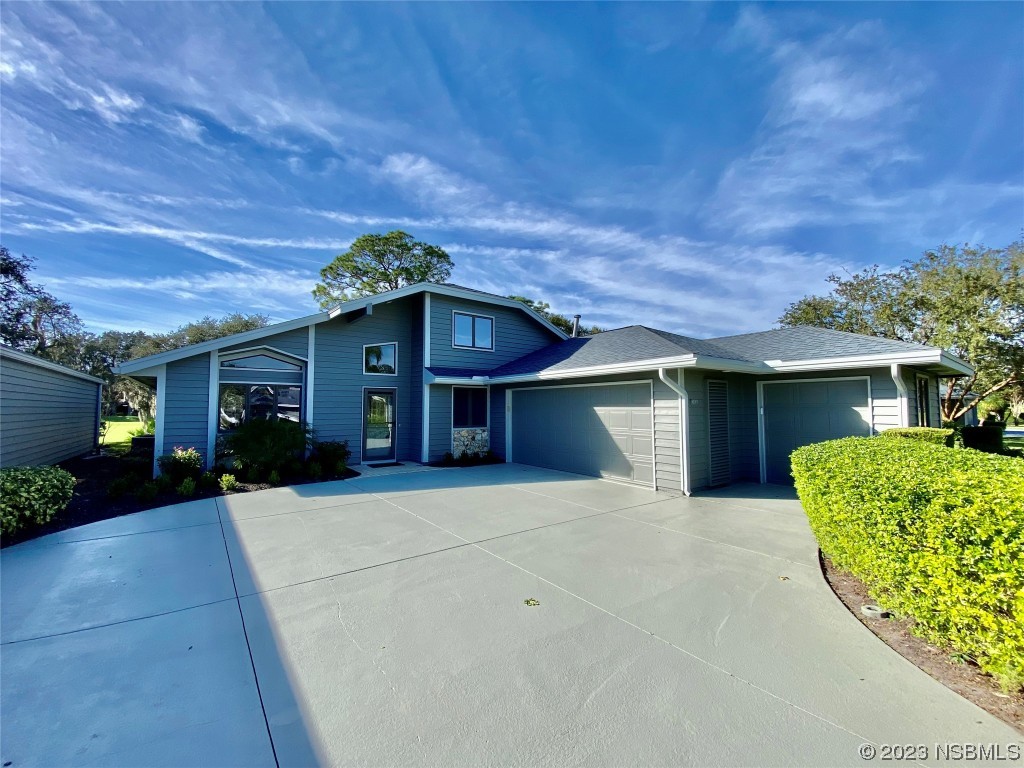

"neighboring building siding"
[0,352,100,467]
[312,297,416,463]
[428,294,559,371]
[223,327,309,359]
[162,354,210,463]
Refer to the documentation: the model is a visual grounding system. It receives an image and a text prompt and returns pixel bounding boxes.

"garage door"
[510,382,654,486]
[760,378,871,484]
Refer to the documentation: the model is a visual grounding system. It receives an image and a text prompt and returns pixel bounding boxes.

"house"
[114,282,971,491]
[1,345,104,468]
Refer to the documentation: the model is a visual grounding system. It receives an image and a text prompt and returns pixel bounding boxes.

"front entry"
[363,389,396,462]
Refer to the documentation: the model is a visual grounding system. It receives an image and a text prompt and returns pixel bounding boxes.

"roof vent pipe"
[571,315,581,338]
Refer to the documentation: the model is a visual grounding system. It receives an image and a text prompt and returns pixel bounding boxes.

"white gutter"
[767,349,973,376]
[891,363,909,427]
[658,368,691,496]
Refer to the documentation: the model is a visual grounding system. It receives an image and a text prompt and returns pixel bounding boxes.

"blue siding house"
[116,282,971,491]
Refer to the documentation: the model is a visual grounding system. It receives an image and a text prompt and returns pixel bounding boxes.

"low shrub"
[135,482,159,503]
[157,446,204,485]
[0,466,76,535]
[129,418,156,437]
[877,427,953,446]
[223,420,312,480]
[268,470,281,486]
[177,477,197,497]
[107,475,135,500]
[791,437,1024,690]
[307,461,323,480]
[311,440,351,473]
[198,472,218,491]
[219,474,238,493]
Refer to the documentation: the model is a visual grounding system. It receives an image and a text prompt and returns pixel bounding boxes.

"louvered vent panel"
[707,380,731,487]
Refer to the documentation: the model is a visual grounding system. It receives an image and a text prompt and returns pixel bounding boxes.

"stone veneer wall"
[452,427,489,457]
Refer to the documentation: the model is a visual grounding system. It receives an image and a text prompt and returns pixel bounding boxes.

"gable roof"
[116,282,567,375]
[1,345,105,385]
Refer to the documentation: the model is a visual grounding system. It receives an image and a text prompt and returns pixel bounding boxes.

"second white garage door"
[510,382,654,486]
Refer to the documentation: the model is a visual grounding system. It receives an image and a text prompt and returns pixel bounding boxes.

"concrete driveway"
[1,463,1019,767]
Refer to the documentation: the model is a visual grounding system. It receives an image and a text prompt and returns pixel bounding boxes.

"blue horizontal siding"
[428,295,558,371]
[312,297,416,463]
[162,354,210,463]
[223,327,309,359]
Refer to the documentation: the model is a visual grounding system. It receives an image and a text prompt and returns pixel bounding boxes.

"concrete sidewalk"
[1,464,1019,767]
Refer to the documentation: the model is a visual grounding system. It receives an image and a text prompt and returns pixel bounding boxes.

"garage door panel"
[511,383,654,486]
[762,379,871,485]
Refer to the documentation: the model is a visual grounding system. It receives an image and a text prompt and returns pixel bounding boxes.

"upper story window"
[364,343,397,375]
[453,311,494,351]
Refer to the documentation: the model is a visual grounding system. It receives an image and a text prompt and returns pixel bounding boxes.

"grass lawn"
[101,416,143,455]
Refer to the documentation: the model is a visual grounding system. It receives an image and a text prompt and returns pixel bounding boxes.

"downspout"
[891,363,908,428]
[658,368,691,496]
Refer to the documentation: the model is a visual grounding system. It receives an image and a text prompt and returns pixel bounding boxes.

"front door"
[363,389,396,462]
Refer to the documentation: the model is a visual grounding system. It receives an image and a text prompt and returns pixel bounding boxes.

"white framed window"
[218,384,302,432]
[363,343,398,375]
[452,311,494,351]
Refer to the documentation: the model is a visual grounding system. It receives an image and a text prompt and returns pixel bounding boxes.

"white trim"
[507,379,656,490]
[891,363,909,428]
[451,310,496,352]
[214,380,305,388]
[756,375,873,484]
[153,364,167,478]
[766,349,972,376]
[658,368,690,496]
[218,345,307,364]
[421,383,431,463]
[0,345,105,384]
[651,381,657,492]
[325,282,569,340]
[360,386,398,463]
[206,352,218,470]
[423,293,431,368]
[116,314,326,374]
[450,384,490,455]
[362,341,399,376]
[306,325,316,431]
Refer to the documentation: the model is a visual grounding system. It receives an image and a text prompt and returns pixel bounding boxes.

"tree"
[312,231,453,308]
[508,295,603,336]
[780,241,1024,421]
[0,246,83,355]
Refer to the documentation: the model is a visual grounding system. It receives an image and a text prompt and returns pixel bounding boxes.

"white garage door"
[760,378,871,484]
[510,382,654,486]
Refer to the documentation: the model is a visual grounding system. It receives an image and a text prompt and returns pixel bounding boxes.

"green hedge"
[876,427,953,446]
[1,466,76,536]
[791,438,1024,690]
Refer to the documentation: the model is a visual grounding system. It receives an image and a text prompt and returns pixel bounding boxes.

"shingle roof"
[485,323,944,378]
[488,326,747,377]
[706,325,932,362]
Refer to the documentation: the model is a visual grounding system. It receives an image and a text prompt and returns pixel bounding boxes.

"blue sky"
[1,2,1021,338]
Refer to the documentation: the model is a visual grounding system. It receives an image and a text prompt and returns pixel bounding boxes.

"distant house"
[115,282,971,490]
[1,345,104,468]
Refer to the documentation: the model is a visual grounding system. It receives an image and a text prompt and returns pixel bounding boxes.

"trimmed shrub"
[177,477,197,497]
[218,474,238,493]
[307,461,323,480]
[157,446,204,485]
[268,470,281,486]
[224,420,312,480]
[791,437,1024,690]
[199,471,218,491]
[0,466,76,535]
[877,427,953,446]
[311,440,351,473]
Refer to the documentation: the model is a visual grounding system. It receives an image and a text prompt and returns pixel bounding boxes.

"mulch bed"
[821,553,1023,732]
[1,453,360,549]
